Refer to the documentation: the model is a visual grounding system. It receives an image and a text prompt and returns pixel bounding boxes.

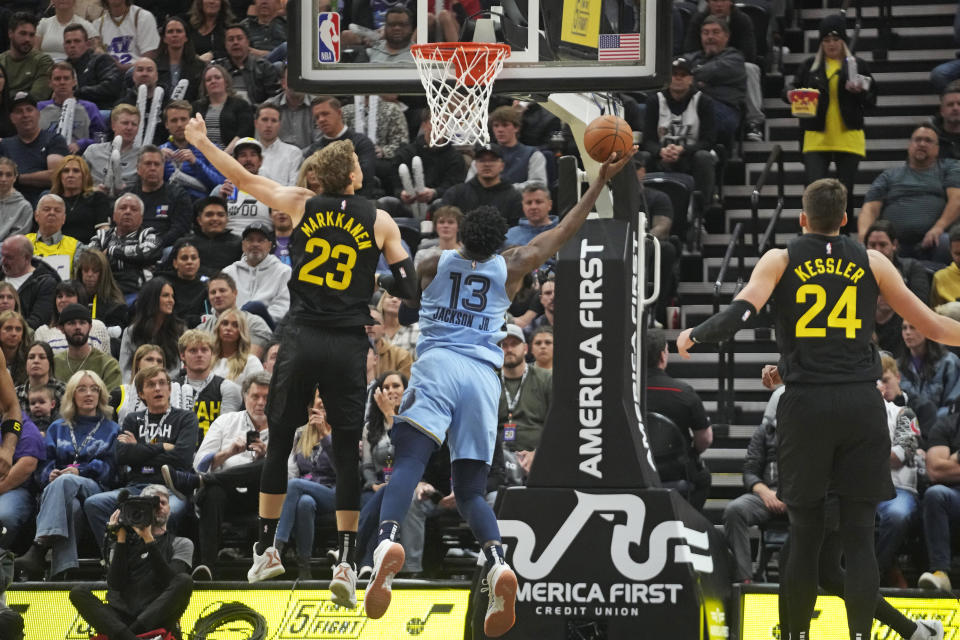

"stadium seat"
[646,411,693,498]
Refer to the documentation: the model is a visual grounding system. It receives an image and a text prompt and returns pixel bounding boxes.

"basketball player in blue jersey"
[677,178,960,640]
[362,149,635,637]
[184,115,419,604]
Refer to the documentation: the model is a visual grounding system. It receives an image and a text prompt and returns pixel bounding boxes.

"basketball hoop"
[411,42,511,147]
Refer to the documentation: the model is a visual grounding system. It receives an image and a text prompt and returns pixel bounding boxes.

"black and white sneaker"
[745,123,764,142]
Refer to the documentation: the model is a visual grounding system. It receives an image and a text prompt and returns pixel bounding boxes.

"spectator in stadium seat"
[393,112,468,209]
[928,4,960,93]
[38,62,107,155]
[505,183,558,246]
[111,343,185,428]
[82,103,141,191]
[931,225,960,306]
[221,220,290,325]
[50,156,110,244]
[413,205,462,269]
[15,370,117,581]
[73,248,127,331]
[859,125,960,264]
[240,0,286,56]
[898,319,960,418]
[37,0,95,63]
[879,347,939,443]
[0,158,34,241]
[191,370,271,579]
[0,13,53,101]
[83,365,197,545]
[188,0,236,62]
[685,15,747,146]
[198,272,271,355]
[0,311,30,386]
[213,23,280,105]
[0,409,42,575]
[192,63,254,148]
[366,308,412,379]
[931,80,960,161]
[161,100,224,201]
[188,197,243,276]
[917,404,960,592]
[722,393,784,583]
[87,194,162,300]
[529,326,553,371]
[263,65,314,150]
[52,303,122,392]
[211,308,264,387]
[63,23,121,111]
[466,106,547,192]
[15,341,65,416]
[864,220,930,303]
[787,15,876,228]
[376,292,418,356]
[0,62,13,140]
[274,393,335,579]
[119,277,184,384]
[156,16,205,104]
[270,208,293,267]
[0,283,20,315]
[26,194,81,281]
[343,95,409,195]
[173,329,242,445]
[260,340,279,373]
[360,371,406,496]
[522,272,555,342]
[1,91,68,208]
[117,58,171,146]
[642,57,719,209]
[91,0,159,72]
[498,323,551,456]
[129,145,193,250]
[442,146,524,227]
[162,239,208,328]
[365,6,414,63]
[255,103,303,186]
[875,353,922,588]
[646,327,713,511]
[33,280,110,354]
[1,235,60,330]
[302,96,380,197]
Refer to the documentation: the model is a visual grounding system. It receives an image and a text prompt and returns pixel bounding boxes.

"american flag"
[598,33,641,61]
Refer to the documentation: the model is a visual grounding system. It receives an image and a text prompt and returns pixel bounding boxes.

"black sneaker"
[745,123,764,142]
[191,564,213,581]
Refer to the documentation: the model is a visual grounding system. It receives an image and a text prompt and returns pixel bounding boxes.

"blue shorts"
[395,348,501,464]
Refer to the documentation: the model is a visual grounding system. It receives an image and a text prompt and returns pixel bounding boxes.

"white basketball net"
[411,43,511,147]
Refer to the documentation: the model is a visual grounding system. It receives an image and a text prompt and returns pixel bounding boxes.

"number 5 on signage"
[318,12,341,63]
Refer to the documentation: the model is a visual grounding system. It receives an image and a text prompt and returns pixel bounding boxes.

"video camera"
[118,490,160,528]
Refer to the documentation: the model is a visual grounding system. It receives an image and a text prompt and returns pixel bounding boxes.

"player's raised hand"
[185,114,208,146]
[676,328,695,359]
[597,145,638,182]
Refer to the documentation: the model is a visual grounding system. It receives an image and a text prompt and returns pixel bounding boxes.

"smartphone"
[246,429,260,449]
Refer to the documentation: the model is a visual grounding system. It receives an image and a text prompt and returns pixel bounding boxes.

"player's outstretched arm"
[677,248,788,358]
[502,149,636,296]
[374,210,418,305]
[185,114,314,219]
[872,250,960,346]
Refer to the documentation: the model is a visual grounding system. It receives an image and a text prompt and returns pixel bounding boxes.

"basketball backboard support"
[287,0,672,97]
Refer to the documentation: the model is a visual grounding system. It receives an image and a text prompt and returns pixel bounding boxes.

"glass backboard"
[287,0,672,97]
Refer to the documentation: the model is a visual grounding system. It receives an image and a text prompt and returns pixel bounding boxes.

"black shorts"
[267,324,369,433]
[775,381,894,507]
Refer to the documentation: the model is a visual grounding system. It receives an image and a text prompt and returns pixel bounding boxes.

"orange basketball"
[583,115,634,163]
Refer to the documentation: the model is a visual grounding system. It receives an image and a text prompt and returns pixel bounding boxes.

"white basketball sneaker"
[363,540,405,619]
[330,562,358,608]
[247,544,284,583]
[911,620,944,640]
[483,562,517,638]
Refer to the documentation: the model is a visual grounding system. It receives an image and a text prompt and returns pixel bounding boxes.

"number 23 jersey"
[773,233,881,383]
[288,194,381,327]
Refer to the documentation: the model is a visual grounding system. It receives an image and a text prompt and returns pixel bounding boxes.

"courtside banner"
[6,585,470,639]
[738,590,959,639]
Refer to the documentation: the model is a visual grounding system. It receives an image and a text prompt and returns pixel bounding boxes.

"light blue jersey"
[416,250,510,369]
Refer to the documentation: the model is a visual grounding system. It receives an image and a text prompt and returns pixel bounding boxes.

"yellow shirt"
[26,232,79,281]
[931,262,960,306]
[803,57,866,156]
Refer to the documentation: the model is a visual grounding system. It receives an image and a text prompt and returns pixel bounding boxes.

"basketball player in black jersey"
[678,179,960,640]
[185,114,417,604]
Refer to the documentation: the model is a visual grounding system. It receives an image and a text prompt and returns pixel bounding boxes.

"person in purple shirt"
[0,414,45,554]
[38,62,108,155]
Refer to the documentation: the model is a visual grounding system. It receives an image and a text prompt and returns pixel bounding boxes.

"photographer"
[83,366,199,550]
[70,484,193,640]
[192,371,271,580]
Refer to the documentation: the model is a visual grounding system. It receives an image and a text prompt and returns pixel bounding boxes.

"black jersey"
[773,233,881,383]
[288,194,381,327]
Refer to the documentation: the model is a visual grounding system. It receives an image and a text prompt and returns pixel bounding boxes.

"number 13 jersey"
[418,250,511,368]
[773,233,881,383]
[288,194,381,327]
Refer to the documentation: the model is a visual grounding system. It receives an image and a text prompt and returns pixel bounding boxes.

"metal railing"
[712,222,745,424]
[750,144,785,253]
[840,0,864,54]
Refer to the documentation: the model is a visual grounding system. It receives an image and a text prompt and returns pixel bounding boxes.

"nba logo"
[317,12,341,63]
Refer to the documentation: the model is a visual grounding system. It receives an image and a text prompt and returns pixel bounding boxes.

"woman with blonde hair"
[16,370,120,580]
[0,311,32,385]
[212,308,263,386]
[295,153,323,193]
[111,344,185,424]
[51,155,111,243]
[73,249,127,329]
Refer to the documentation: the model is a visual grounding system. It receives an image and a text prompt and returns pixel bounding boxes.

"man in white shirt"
[191,370,271,579]
[212,138,273,237]
[83,103,140,191]
[92,0,159,71]
[255,104,302,186]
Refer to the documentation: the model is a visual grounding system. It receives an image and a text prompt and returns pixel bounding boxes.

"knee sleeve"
[332,428,362,511]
